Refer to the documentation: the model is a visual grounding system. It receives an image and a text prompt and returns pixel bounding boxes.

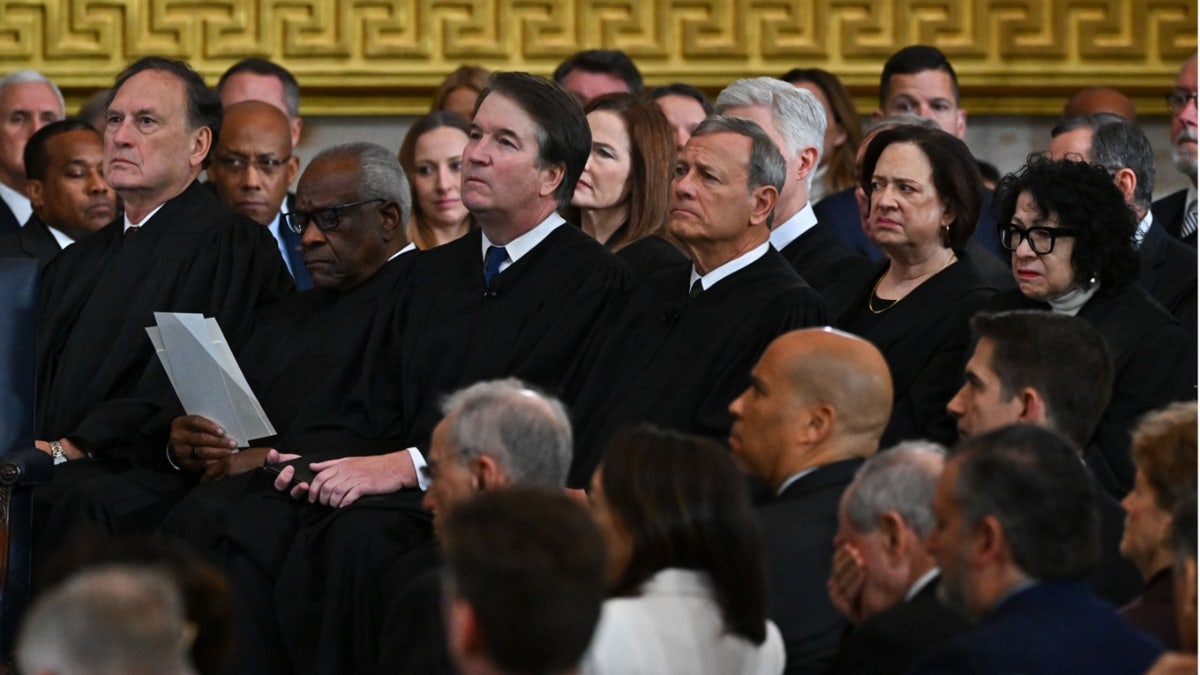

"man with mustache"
[1153,55,1198,246]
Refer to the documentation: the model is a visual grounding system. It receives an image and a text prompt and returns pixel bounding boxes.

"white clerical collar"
[0,181,31,226]
[124,202,166,232]
[769,202,818,251]
[689,240,769,293]
[1133,210,1153,248]
[480,212,565,273]
[905,568,940,602]
[46,224,75,249]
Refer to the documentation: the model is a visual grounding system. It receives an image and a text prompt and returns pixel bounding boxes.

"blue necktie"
[484,246,508,288]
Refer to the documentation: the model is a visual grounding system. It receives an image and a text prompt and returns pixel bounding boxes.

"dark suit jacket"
[0,215,61,268]
[0,197,21,236]
[759,458,863,675]
[777,220,873,297]
[1152,188,1195,247]
[831,574,970,675]
[907,580,1164,675]
[1139,221,1196,341]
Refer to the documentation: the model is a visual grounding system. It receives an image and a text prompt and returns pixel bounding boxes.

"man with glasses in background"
[1154,55,1198,246]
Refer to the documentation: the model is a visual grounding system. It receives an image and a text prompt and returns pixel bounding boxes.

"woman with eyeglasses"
[987,154,1194,498]
[827,124,995,447]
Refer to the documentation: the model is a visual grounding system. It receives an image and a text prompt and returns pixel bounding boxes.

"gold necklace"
[867,250,956,314]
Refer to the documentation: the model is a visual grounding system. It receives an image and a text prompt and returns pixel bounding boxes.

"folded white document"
[146,312,275,447]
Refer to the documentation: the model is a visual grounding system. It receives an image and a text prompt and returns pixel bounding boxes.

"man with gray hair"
[1153,55,1197,246]
[826,442,970,674]
[1047,114,1196,337]
[565,114,827,487]
[0,69,64,234]
[17,565,196,675]
[715,77,869,296]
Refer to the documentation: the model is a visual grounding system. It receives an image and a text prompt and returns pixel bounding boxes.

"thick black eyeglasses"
[213,154,292,176]
[999,223,1080,255]
[284,198,384,234]
[1166,89,1198,115]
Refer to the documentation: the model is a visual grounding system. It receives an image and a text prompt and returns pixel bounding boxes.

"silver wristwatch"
[49,440,67,465]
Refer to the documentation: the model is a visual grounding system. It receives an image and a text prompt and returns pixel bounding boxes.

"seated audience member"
[1046,115,1196,340]
[430,64,490,121]
[1063,86,1137,120]
[0,69,65,234]
[1119,402,1197,649]
[911,424,1165,674]
[826,124,995,446]
[207,100,311,288]
[650,82,713,152]
[826,442,970,674]
[1153,55,1196,247]
[40,536,235,675]
[715,78,870,297]
[1145,493,1200,675]
[728,327,891,675]
[398,111,477,249]
[947,310,1143,605]
[77,88,110,132]
[566,92,685,276]
[0,120,114,267]
[367,379,575,675]
[582,426,785,675]
[988,155,1194,497]
[216,57,303,148]
[977,159,1000,190]
[565,114,825,486]
[18,566,197,675]
[553,49,643,103]
[780,68,862,202]
[443,488,606,675]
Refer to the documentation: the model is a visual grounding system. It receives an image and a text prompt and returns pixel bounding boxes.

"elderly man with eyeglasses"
[207,100,312,289]
[1153,55,1198,247]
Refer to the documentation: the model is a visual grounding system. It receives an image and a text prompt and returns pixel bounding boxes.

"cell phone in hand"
[261,458,318,489]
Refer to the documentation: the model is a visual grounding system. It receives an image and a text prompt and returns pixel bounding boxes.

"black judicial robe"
[986,285,1194,496]
[612,233,688,279]
[36,181,294,465]
[777,221,873,297]
[566,248,828,487]
[830,255,995,447]
[0,214,62,269]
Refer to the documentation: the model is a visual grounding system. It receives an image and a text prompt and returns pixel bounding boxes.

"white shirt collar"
[775,465,818,496]
[480,212,565,273]
[1133,210,1153,248]
[768,202,818,251]
[905,568,940,602]
[266,211,297,276]
[0,182,31,226]
[124,202,166,232]
[391,242,417,260]
[688,240,770,293]
[45,224,75,249]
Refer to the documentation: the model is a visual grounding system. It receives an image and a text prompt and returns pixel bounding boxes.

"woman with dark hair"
[429,64,490,121]
[567,92,686,277]
[988,155,1194,497]
[828,124,995,447]
[781,68,862,201]
[397,111,478,249]
[582,426,784,675]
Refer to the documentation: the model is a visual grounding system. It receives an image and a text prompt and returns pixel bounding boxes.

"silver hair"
[312,141,412,227]
[17,565,195,675]
[715,76,827,170]
[0,69,65,115]
[440,378,573,487]
[843,441,947,538]
[691,114,787,204]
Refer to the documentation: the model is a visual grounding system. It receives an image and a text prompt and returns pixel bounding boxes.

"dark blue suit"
[277,221,313,290]
[907,580,1163,675]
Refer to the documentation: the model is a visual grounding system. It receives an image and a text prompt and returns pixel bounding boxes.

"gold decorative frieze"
[0,0,1193,115]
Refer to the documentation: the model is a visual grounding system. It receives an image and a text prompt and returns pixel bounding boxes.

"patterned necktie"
[483,246,508,288]
[1181,200,1198,239]
[689,278,703,299]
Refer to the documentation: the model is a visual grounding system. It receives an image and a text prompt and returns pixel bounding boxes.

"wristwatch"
[49,440,67,465]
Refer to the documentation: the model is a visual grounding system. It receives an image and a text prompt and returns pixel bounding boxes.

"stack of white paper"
[146,312,276,447]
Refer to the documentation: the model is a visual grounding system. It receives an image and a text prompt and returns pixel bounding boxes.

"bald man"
[1063,87,1137,121]
[207,100,310,289]
[728,327,892,675]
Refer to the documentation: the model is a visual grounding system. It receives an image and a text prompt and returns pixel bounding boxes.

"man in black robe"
[31,57,293,535]
[0,120,115,268]
[565,114,828,487]
[714,77,870,297]
[728,328,892,675]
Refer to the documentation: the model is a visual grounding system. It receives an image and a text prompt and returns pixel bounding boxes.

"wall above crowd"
[3,0,1195,116]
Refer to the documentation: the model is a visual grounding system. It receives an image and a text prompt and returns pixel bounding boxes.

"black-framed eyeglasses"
[1166,89,1198,115]
[284,198,385,234]
[999,223,1080,255]
[212,154,292,176]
